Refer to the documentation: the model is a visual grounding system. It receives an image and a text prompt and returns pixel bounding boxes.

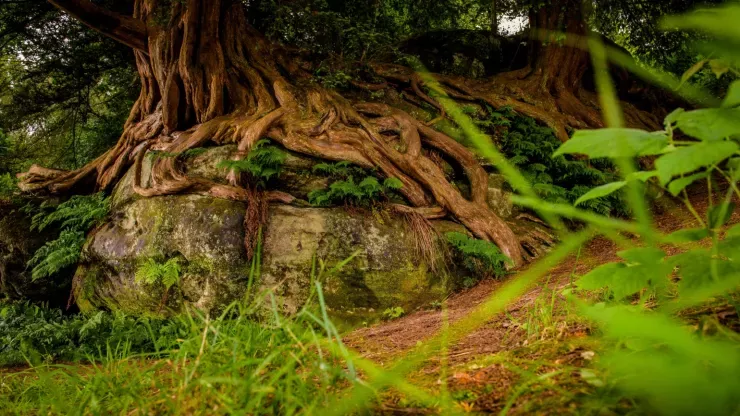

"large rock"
[74,144,550,320]
[74,193,466,321]
[0,201,74,308]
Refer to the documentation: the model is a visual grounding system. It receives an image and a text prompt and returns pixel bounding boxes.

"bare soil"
[344,186,740,414]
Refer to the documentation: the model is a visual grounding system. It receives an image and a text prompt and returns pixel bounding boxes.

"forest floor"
[344,187,740,414]
[2,187,738,415]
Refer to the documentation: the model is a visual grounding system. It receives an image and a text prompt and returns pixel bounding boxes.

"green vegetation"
[498,112,629,217]
[26,193,110,280]
[0,172,17,200]
[217,139,287,187]
[0,301,185,367]
[440,106,630,216]
[308,161,404,207]
[445,231,511,279]
[381,306,406,320]
[135,258,182,308]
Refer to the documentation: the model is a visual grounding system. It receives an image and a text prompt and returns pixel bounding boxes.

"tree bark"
[48,0,148,52]
[25,0,534,266]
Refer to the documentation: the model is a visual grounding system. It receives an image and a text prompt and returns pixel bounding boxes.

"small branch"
[48,0,148,53]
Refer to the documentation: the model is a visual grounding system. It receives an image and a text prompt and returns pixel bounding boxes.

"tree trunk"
[479,0,661,142]
[22,0,529,266]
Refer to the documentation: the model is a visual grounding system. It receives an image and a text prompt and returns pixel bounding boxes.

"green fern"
[30,193,110,232]
[217,139,286,187]
[493,110,629,217]
[308,174,404,207]
[312,161,367,178]
[135,258,181,290]
[446,232,511,279]
[308,160,404,207]
[26,194,110,280]
[27,230,85,281]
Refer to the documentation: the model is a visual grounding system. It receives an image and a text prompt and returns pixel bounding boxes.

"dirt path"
[344,187,740,413]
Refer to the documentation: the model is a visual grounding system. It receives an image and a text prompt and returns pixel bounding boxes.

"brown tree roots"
[20,0,666,269]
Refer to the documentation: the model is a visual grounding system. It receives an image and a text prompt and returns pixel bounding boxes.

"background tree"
[0,1,138,175]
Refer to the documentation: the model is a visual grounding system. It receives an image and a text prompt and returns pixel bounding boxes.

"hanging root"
[398,208,447,274]
[243,185,268,260]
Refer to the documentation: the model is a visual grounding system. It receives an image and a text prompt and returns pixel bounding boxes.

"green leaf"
[664,108,685,127]
[727,224,740,239]
[667,172,709,196]
[576,263,625,291]
[680,59,708,85]
[722,81,740,108]
[383,177,404,190]
[626,171,658,182]
[664,228,711,243]
[674,108,740,141]
[578,248,670,301]
[655,141,738,184]
[708,202,736,228]
[575,181,627,206]
[708,59,730,78]
[554,129,669,159]
[617,247,666,265]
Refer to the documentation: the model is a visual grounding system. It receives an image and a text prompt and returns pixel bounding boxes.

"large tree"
[15,0,675,266]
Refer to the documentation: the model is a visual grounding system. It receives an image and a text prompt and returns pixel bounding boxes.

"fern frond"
[28,230,85,281]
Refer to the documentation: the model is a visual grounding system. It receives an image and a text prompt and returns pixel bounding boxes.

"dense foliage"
[25,194,110,281]
[1,2,740,416]
[445,231,511,279]
[0,301,185,366]
[0,1,138,174]
[308,161,404,206]
[217,139,288,188]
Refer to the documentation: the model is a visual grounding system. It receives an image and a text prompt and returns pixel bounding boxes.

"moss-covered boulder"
[0,201,73,308]
[74,192,465,320]
[74,144,551,320]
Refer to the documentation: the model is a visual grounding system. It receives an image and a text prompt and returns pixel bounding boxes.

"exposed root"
[400,210,447,275]
[370,63,664,144]
[20,0,655,269]
[243,185,268,260]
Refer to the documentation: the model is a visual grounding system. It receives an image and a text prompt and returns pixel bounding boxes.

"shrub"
[0,173,18,200]
[445,232,511,279]
[438,105,630,217]
[381,306,406,320]
[496,110,629,217]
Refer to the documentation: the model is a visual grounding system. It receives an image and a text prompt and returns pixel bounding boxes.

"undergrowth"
[445,231,511,280]
[0,251,362,415]
[0,301,185,367]
[135,258,182,309]
[25,193,110,281]
[308,161,404,207]
[217,139,287,188]
[0,173,17,200]
[437,106,629,217]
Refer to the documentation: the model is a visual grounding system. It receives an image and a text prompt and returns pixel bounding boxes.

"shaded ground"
[344,186,740,414]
